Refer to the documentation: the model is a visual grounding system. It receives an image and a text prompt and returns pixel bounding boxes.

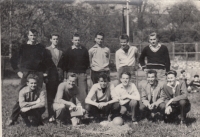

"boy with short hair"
[19,74,46,127]
[89,32,110,84]
[61,33,90,107]
[52,73,85,126]
[139,32,170,81]
[85,72,119,121]
[46,33,64,121]
[112,72,140,124]
[6,29,52,126]
[161,70,191,125]
[115,34,139,84]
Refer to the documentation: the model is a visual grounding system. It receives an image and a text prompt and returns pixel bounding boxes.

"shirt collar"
[51,44,57,49]
[119,83,131,89]
[93,44,100,48]
[149,43,161,49]
[72,45,82,49]
[97,83,109,90]
[167,81,180,89]
[27,41,38,45]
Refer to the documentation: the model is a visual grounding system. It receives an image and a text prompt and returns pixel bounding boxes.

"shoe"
[5,119,14,126]
[22,118,31,127]
[132,121,138,125]
[49,117,55,122]
[180,120,187,126]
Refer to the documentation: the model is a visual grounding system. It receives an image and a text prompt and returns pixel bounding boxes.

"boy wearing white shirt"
[111,72,140,124]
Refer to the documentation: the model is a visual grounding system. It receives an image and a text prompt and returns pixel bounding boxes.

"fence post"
[172,42,175,60]
[195,43,198,61]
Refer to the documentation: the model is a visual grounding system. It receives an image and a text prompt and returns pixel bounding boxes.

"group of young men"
[6,29,190,127]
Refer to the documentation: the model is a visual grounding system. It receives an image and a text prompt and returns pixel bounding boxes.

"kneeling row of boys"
[8,69,191,127]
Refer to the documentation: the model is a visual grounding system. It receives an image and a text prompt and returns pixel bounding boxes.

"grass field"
[2,71,200,137]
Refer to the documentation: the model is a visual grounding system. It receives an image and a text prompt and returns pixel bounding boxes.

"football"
[112,117,124,126]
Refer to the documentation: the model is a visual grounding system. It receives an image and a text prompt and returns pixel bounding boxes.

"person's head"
[120,72,131,87]
[166,70,177,87]
[97,72,110,89]
[147,69,157,86]
[180,70,186,76]
[119,34,129,50]
[72,33,80,47]
[50,33,59,46]
[27,29,38,43]
[95,32,104,46]
[194,74,199,81]
[66,73,77,89]
[149,32,159,47]
[26,74,39,91]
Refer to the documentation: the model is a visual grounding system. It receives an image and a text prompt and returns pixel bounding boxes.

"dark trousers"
[139,102,165,119]
[21,107,45,123]
[85,103,120,119]
[113,99,139,121]
[9,71,43,122]
[91,70,110,84]
[46,81,60,118]
[165,99,191,121]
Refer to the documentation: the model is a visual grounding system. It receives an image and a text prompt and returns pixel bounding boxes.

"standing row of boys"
[6,29,190,127]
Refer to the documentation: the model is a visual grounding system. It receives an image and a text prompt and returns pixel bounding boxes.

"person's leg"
[139,101,150,120]
[85,104,99,117]
[46,81,59,118]
[76,73,88,108]
[29,107,46,126]
[128,99,139,122]
[91,70,99,84]
[155,69,166,82]
[178,99,191,122]
[53,103,70,122]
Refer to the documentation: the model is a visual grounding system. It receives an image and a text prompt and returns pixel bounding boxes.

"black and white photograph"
[1,0,200,136]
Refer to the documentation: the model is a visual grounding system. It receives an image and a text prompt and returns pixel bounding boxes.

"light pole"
[9,0,13,58]
[126,0,130,36]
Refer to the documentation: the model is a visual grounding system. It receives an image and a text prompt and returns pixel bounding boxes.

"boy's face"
[50,36,59,46]
[27,79,37,91]
[72,36,80,47]
[120,39,129,50]
[120,74,130,87]
[147,73,156,86]
[149,35,158,47]
[67,76,76,89]
[98,78,108,89]
[95,35,104,46]
[167,74,176,87]
[28,31,37,42]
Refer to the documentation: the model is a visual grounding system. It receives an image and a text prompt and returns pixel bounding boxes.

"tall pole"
[9,0,12,58]
[126,0,129,36]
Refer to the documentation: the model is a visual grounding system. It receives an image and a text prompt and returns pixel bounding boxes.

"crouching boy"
[139,70,165,121]
[85,73,119,122]
[19,74,46,127]
[162,70,191,125]
[52,73,86,126]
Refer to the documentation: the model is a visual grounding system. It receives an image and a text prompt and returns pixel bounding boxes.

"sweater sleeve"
[10,45,23,72]
[139,47,147,69]
[173,81,188,102]
[164,46,171,72]
[85,48,90,69]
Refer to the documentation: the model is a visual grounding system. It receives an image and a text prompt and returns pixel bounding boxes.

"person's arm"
[171,81,188,102]
[115,51,120,71]
[139,47,146,70]
[107,84,118,104]
[55,83,74,106]
[125,84,140,101]
[135,47,139,68]
[30,90,46,109]
[164,46,171,72]
[85,48,90,69]
[141,86,150,107]
[88,48,93,68]
[85,85,99,107]
[19,88,38,108]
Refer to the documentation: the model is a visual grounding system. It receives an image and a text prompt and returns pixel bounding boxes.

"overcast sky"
[148,0,200,10]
